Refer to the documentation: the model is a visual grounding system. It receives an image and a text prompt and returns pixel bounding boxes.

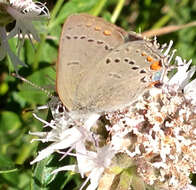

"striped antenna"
[12,73,54,98]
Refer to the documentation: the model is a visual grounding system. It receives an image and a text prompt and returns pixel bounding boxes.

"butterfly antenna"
[12,73,54,98]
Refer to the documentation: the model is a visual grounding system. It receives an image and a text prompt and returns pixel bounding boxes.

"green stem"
[49,0,64,25]
[33,0,64,69]
[111,0,126,23]
[152,14,171,29]
[89,0,107,16]
[15,140,37,165]
[33,34,46,71]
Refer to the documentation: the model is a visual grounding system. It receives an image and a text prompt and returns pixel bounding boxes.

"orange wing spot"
[86,22,92,27]
[146,56,153,62]
[150,60,162,71]
[103,30,112,36]
[141,52,147,57]
[94,26,101,31]
[148,81,161,87]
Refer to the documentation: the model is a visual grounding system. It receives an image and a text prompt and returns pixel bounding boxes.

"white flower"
[53,145,115,190]
[0,0,49,72]
[168,56,195,89]
[31,40,196,190]
[30,114,95,165]
[31,97,115,190]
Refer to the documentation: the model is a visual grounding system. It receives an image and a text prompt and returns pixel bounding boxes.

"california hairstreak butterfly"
[56,13,164,118]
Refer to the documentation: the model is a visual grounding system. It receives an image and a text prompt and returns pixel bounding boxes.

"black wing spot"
[114,58,121,63]
[65,35,71,40]
[132,66,139,70]
[105,45,109,50]
[106,58,112,64]
[140,69,147,74]
[140,77,147,83]
[88,39,94,42]
[80,35,86,39]
[129,60,135,65]
[97,40,104,45]
[124,58,130,62]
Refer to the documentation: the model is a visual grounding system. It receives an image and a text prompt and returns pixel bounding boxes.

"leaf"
[0,111,21,132]
[50,0,99,29]
[0,154,17,173]
[31,155,57,190]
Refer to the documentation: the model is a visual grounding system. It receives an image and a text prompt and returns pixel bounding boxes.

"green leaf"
[0,153,17,173]
[0,111,21,132]
[49,0,99,30]
[1,169,32,190]
[31,155,57,190]
[0,82,9,95]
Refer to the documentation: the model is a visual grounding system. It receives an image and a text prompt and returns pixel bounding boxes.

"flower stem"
[50,0,64,24]
[89,0,107,16]
[111,0,126,23]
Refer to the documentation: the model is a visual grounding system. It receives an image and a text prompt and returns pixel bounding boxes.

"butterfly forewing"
[57,14,128,111]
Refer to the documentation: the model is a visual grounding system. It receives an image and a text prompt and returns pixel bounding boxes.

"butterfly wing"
[56,13,128,111]
[74,40,163,113]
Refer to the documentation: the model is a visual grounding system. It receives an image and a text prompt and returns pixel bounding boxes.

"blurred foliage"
[0,0,195,189]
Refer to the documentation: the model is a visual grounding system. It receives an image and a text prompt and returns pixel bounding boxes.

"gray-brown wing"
[73,40,163,113]
[56,13,128,111]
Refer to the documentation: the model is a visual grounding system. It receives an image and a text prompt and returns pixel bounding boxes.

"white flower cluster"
[0,0,49,72]
[107,59,196,190]
[30,40,196,190]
